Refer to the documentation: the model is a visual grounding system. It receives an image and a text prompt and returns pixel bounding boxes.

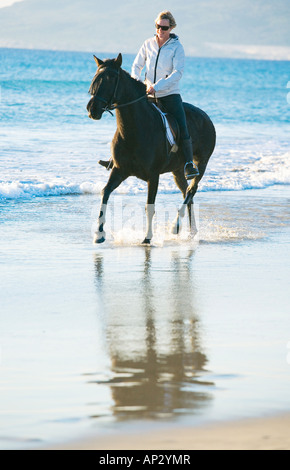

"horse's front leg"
[94,168,126,244]
[142,175,160,245]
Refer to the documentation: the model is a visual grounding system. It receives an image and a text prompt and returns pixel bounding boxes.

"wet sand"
[47,413,290,450]
[1,187,290,449]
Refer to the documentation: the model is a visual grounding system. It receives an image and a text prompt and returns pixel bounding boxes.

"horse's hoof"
[94,234,106,244]
[142,238,151,245]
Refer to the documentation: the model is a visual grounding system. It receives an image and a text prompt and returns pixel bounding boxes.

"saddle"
[151,102,180,154]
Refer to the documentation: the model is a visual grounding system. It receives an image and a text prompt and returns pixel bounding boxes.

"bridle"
[90,67,147,116]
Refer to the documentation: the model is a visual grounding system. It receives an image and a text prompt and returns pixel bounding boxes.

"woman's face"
[155,18,172,42]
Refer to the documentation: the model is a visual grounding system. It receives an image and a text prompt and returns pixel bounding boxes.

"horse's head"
[87,53,122,120]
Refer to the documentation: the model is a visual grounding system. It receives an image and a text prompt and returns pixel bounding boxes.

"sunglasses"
[155,24,170,31]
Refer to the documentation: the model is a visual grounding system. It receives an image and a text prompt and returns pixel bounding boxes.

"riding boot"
[98,158,114,171]
[182,137,199,180]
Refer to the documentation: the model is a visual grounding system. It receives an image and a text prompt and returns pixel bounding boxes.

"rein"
[111,94,148,112]
[92,67,147,116]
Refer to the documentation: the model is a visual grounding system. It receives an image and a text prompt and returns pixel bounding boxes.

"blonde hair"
[155,11,177,29]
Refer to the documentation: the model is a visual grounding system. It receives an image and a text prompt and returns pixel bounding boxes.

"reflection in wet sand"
[90,247,214,421]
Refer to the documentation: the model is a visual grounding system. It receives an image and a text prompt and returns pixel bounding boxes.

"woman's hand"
[146,85,155,95]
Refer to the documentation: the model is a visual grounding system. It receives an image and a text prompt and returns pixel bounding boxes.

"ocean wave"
[0,181,102,200]
[200,150,290,192]
[1,152,290,201]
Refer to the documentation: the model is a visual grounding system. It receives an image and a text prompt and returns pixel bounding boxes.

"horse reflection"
[92,247,213,420]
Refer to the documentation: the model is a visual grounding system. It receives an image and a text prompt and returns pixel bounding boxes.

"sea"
[0,48,290,199]
[0,48,290,449]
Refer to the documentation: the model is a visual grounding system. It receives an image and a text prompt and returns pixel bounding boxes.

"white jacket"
[131,34,185,98]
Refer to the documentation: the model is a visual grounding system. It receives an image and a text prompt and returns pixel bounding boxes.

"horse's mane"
[98,58,147,94]
[121,68,147,94]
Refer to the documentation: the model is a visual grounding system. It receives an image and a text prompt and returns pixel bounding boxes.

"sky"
[0,0,289,59]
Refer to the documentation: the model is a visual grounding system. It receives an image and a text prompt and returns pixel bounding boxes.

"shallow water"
[0,188,290,448]
[0,48,290,448]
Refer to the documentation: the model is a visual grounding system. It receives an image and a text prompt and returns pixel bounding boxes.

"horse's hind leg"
[172,169,197,236]
[94,168,126,244]
[186,180,199,236]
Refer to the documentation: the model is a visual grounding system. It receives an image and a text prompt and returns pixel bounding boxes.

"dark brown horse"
[87,54,216,244]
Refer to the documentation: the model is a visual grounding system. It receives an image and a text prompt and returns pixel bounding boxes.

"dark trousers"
[154,94,190,141]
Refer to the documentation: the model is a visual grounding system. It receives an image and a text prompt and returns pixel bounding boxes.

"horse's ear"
[115,53,122,67]
[94,55,103,67]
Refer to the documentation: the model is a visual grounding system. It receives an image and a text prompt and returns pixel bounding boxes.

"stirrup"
[184,162,199,180]
[98,159,113,171]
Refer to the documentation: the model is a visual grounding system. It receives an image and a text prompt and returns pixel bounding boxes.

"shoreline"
[45,413,290,450]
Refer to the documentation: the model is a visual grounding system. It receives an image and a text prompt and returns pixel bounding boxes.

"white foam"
[199,151,290,192]
[1,148,290,200]
[108,225,198,248]
[0,181,79,199]
[0,180,105,200]
[199,220,265,244]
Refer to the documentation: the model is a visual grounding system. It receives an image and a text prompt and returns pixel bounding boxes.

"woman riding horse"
[87,13,216,245]
[101,11,199,180]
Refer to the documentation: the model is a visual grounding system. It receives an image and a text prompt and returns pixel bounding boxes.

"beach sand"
[1,187,290,450]
[46,414,290,450]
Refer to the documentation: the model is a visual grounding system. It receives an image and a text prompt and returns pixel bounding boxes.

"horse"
[87,53,216,245]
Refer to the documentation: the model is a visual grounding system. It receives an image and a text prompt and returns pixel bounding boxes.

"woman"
[131,10,199,179]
